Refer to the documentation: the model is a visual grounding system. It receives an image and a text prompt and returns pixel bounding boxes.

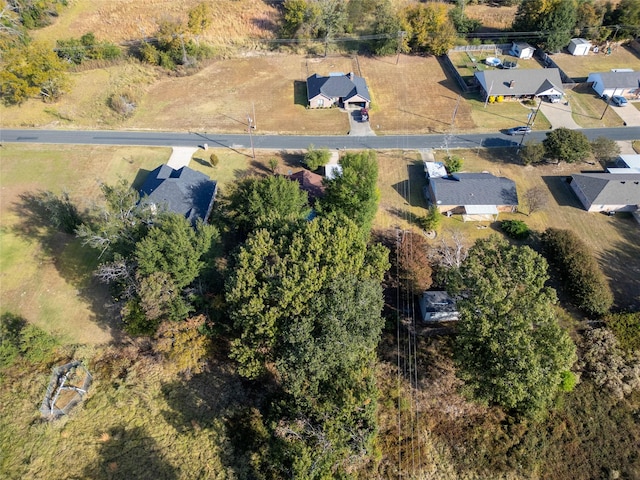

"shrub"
[108,91,137,117]
[488,95,496,103]
[496,95,504,103]
[541,228,614,317]
[209,153,219,167]
[605,312,640,353]
[501,219,529,239]
[419,205,441,231]
[303,144,331,171]
[444,155,463,174]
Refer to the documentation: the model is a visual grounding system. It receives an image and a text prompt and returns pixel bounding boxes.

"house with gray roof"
[586,70,640,98]
[569,173,640,212]
[427,173,518,221]
[307,72,370,109]
[139,164,217,225]
[475,68,564,100]
[419,291,459,323]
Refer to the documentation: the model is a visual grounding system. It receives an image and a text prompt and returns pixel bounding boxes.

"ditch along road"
[1,127,639,151]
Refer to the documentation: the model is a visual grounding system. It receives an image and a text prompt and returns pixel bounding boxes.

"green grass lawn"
[567,83,625,128]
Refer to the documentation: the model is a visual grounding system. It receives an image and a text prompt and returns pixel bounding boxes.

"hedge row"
[541,228,613,317]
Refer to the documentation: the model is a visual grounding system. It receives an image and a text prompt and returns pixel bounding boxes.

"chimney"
[509,80,515,88]
[348,72,354,80]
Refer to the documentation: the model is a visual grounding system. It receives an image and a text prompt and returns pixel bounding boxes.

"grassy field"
[465,4,518,31]
[549,45,640,80]
[31,0,279,45]
[466,94,552,132]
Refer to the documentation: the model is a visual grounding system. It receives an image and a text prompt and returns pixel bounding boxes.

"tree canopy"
[455,235,577,418]
[403,2,457,56]
[319,150,380,233]
[222,175,310,237]
[543,127,591,163]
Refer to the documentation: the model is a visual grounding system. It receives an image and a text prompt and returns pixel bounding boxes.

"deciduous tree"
[523,185,549,215]
[403,2,456,55]
[320,150,380,233]
[455,235,577,418]
[543,127,591,163]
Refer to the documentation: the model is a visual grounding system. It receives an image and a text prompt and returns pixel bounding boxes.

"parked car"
[360,107,369,122]
[506,126,532,135]
[611,95,628,107]
[545,95,562,103]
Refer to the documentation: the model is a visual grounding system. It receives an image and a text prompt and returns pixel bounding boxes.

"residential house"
[419,291,459,323]
[475,68,564,100]
[427,173,519,221]
[569,173,640,212]
[289,169,325,202]
[307,72,371,109]
[139,164,217,225]
[510,41,535,59]
[586,70,640,98]
[568,38,591,56]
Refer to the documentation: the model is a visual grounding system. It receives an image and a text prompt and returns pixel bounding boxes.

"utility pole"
[518,96,542,152]
[396,31,406,65]
[601,88,616,120]
[451,94,461,130]
[252,102,256,131]
[247,115,255,161]
[483,80,494,108]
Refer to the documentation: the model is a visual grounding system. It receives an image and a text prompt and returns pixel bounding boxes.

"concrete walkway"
[167,146,198,169]
[538,100,581,130]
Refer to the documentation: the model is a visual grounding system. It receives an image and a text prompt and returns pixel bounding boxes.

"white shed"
[568,38,591,56]
[510,42,535,59]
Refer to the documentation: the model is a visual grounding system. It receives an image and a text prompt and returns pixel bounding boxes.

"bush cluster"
[56,33,122,64]
[501,219,529,239]
[541,228,613,317]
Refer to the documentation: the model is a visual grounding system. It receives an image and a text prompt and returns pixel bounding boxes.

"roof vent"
[509,80,515,88]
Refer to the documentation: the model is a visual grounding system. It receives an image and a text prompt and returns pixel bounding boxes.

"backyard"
[548,44,640,80]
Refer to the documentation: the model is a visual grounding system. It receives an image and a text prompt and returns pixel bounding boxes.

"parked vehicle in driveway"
[544,94,562,103]
[611,95,628,107]
[360,107,369,122]
[506,126,532,135]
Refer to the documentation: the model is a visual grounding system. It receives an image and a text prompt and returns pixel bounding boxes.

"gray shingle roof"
[430,173,518,206]
[571,173,640,206]
[139,164,217,224]
[306,73,370,102]
[475,68,564,96]
[587,71,640,89]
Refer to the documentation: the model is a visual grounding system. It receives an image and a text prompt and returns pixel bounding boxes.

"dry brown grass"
[361,54,474,134]
[465,4,518,31]
[549,45,640,80]
[567,83,625,128]
[32,0,279,45]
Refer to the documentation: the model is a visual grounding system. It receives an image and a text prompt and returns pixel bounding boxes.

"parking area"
[610,101,640,126]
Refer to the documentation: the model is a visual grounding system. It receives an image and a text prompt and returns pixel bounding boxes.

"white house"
[510,42,535,59]
[568,38,592,56]
[587,70,640,98]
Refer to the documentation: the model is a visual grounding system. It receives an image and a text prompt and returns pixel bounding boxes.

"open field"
[466,94,552,132]
[465,4,518,31]
[2,54,496,134]
[32,0,279,45]
[566,83,625,128]
[0,145,172,344]
[549,45,640,80]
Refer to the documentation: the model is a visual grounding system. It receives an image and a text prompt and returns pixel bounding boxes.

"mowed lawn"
[549,45,640,80]
[377,147,640,310]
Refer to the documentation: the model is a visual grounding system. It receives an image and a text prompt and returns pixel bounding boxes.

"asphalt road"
[1,127,639,151]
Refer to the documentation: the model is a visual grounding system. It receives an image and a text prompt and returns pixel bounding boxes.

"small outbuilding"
[419,291,459,323]
[510,42,535,60]
[424,161,447,179]
[568,38,592,56]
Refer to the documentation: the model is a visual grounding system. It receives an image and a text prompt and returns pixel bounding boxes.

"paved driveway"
[538,100,581,130]
[610,101,640,126]
[347,110,376,136]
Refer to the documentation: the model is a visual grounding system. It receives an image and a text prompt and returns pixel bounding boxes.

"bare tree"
[432,229,468,270]
[523,186,549,215]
